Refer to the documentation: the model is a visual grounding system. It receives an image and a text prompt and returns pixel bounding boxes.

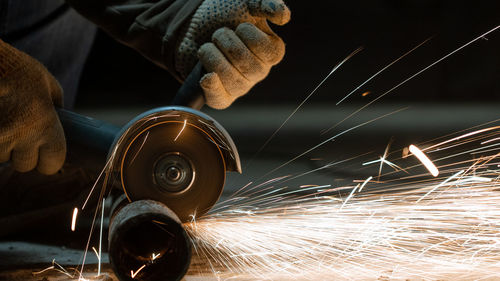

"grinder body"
[58,62,240,221]
[58,62,240,281]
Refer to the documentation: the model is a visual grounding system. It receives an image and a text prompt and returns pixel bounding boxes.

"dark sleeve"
[65,0,203,80]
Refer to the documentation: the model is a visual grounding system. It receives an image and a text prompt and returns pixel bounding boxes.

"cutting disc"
[119,120,226,222]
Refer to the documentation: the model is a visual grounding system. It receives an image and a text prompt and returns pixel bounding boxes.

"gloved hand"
[0,40,66,175]
[175,0,291,109]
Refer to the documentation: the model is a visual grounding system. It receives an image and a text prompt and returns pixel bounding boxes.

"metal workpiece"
[108,200,191,281]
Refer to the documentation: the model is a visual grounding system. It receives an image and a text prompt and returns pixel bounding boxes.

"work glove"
[0,40,66,175]
[175,0,291,109]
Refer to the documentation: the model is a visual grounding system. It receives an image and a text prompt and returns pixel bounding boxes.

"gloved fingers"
[198,42,252,97]
[37,120,66,175]
[0,145,12,163]
[11,145,39,173]
[247,0,291,26]
[37,138,66,175]
[0,80,8,97]
[212,27,269,82]
[235,22,286,65]
[200,72,236,109]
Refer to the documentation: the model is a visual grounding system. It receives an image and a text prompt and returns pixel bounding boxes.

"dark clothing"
[0,0,96,108]
[0,0,202,108]
[66,0,202,81]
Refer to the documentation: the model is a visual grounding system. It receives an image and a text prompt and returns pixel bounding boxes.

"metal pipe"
[108,199,191,281]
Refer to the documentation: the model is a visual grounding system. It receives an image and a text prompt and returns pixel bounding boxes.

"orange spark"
[402,146,410,158]
[361,91,371,97]
[131,265,146,279]
[174,119,187,142]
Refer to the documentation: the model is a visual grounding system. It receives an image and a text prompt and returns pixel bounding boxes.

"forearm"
[65,0,202,79]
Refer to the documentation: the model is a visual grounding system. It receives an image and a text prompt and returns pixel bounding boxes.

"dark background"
[76,0,500,109]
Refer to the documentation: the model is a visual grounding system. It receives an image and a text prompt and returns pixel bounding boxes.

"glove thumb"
[248,0,291,26]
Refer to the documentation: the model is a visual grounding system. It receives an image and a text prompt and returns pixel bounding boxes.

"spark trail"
[186,125,500,280]
[61,24,499,281]
[335,37,433,105]
[247,47,363,168]
[321,25,500,135]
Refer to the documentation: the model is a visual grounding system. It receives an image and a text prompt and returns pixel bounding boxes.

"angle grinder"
[57,62,241,222]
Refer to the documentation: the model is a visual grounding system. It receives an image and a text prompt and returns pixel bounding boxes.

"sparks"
[340,184,359,209]
[184,122,500,280]
[247,47,363,167]
[187,171,500,280]
[33,260,73,278]
[32,266,55,275]
[97,197,105,276]
[70,25,500,281]
[261,107,408,178]
[92,247,100,263]
[336,36,432,105]
[416,170,465,203]
[128,131,150,166]
[131,264,146,279]
[174,119,187,142]
[482,136,500,144]
[71,207,79,232]
[300,185,319,188]
[409,144,439,177]
[358,176,373,192]
[322,25,500,135]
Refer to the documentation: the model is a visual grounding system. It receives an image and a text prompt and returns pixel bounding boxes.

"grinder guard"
[107,106,241,221]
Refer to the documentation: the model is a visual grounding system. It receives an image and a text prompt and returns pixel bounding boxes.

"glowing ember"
[174,119,187,142]
[131,264,146,279]
[409,144,439,177]
[71,208,79,232]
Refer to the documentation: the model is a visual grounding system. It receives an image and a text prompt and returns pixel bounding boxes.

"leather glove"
[0,40,66,175]
[175,0,291,109]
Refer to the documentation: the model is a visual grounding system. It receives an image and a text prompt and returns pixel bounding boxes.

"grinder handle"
[171,62,206,110]
[56,108,121,153]
[57,62,205,154]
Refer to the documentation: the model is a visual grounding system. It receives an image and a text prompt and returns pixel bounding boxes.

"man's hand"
[175,0,291,109]
[0,40,66,175]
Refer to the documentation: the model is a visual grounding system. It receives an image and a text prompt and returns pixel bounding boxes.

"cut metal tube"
[108,199,191,281]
